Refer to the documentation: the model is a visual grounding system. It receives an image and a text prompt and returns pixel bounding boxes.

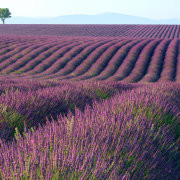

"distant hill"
[5,13,180,24]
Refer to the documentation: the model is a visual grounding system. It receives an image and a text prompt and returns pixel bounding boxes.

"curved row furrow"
[29,40,97,76]
[122,39,161,83]
[131,26,144,38]
[64,40,127,79]
[50,39,115,79]
[141,26,153,38]
[91,40,140,81]
[163,25,172,38]
[152,25,165,39]
[140,26,150,38]
[175,25,180,38]
[147,25,178,39]
[114,25,133,37]
[162,25,171,39]
[47,40,111,78]
[146,26,160,38]
[0,40,40,60]
[14,41,74,74]
[0,42,45,71]
[0,36,57,46]
[25,42,83,76]
[46,39,118,79]
[160,25,171,39]
[136,25,157,38]
[60,40,131,80]
[153,26,165,38]
[134,26,146,37]
[0,37,60,64]
[134,26,149,38]
[176,41,180,82]
[0,38,59,69]
[106,39,152,81]
[0,39,25,49]
[168,25,176,39]
[118,26,132,37]
[87,40,140,81]
[158,39,179,81]
[173,25,179,39]
[166,25,174,39]
[0,46,16,56]
[168,25,175,39]
[120,26,138,37]
[178,26,180,38]
[157,26,166,39]
[170,25,177,39]
[138,26,153,38]
[1,42,60,74]
[25,39,97,77]
[128,26,142,37]
[0,38,30,46]
[142,26,155,38]
[154,25,166,39]
[112,25,134,37]
[115,26,131,37]
[70,40,125,80]
[0,38,14,44]
[139,39,171,82]
[171,25,177,39]
[0,39,23,53]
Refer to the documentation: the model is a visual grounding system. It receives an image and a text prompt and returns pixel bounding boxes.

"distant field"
[0,24,180,38]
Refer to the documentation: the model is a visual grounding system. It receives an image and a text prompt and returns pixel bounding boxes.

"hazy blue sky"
[2,0,180,19]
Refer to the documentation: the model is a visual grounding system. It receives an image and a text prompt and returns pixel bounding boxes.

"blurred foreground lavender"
[0,77,179,179]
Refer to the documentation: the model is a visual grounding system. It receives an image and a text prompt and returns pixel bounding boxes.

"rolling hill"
[0,25,179,83]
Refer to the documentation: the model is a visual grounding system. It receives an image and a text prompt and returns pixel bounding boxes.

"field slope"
[0,25,179,180]
[0,34,179,83]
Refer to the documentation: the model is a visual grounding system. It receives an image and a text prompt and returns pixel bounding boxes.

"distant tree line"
[0,8,11,24]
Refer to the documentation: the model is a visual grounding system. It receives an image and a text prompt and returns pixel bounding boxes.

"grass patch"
[0,104,28,140]
[14,70,24,74]
[94,87,112,100]
[132,104,179,140]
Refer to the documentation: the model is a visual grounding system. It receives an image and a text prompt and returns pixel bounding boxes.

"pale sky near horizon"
[1,0,180,20]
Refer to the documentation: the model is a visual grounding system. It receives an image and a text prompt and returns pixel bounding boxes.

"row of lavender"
[0,77,179,179]
[0,36,179,82]
[0,24,180,39]
[0,77,137,143]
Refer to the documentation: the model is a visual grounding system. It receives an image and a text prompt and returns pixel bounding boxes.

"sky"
[1,0,180,20]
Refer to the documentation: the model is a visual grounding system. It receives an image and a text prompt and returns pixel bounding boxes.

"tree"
[0,8,11,24]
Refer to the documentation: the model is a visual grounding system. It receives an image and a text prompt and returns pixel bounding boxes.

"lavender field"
[0,25,179,179]
[0,35,179,83]
[0,24,180,38]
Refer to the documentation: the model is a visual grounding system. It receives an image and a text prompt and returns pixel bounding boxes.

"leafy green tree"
[0,8,11,24]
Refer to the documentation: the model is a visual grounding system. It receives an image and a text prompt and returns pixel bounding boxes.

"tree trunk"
[1,18,5,24]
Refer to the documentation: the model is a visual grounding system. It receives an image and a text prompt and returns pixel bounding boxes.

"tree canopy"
[0,8,11,24]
